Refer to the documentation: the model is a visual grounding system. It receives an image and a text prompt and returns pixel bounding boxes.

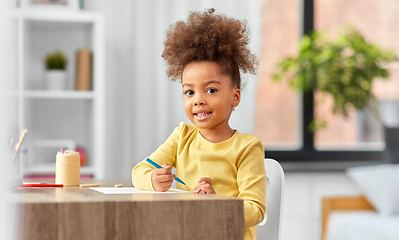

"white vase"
[45,70,67,90]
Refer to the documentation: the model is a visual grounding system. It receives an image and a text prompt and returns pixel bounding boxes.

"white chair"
[257,158,285,240]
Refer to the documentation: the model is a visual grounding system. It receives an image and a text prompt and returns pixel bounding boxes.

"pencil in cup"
[146,158,186,185]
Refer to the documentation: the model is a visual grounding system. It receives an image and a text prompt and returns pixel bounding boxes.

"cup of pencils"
[55,148,80,186]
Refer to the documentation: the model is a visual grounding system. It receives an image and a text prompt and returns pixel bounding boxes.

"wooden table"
[9,181,244,240]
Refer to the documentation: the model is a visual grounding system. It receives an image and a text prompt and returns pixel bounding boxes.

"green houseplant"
[272,26,398,162]
[44,50,68,90]
[45,51,68,70]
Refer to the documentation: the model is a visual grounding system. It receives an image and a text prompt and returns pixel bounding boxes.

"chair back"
[257,158,285,240]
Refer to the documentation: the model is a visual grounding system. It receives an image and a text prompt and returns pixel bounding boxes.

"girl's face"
[182,61,240,135]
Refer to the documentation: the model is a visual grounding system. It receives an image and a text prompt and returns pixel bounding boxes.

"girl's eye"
[184,90,194,96]
[207,88,217,94]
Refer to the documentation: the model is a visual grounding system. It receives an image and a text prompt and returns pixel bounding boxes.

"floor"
[258,171,363,240]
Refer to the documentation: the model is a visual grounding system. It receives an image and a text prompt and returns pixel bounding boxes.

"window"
[254,0,399,162]
[254,0,301,150]
[314,0,399,150]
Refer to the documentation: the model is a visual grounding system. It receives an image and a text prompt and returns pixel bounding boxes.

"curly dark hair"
[161,8,257,89]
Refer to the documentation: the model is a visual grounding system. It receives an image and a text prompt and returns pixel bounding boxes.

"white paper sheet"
[90,187,191,194]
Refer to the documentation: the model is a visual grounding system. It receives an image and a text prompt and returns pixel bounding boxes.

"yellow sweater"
[132,122,266,240]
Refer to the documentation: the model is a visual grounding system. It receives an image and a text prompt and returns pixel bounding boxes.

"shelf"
[22,90,95,99]
[23,163,95,175]
[16,8,106,179]
[17,9,103,23]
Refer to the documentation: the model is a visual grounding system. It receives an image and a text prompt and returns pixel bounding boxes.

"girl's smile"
[182,61,240,143]
[194,110,212,121]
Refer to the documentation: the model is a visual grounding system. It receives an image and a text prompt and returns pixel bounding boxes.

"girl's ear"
[232,88,241,108]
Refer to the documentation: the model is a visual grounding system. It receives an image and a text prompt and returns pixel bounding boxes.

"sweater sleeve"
[131,124,181,191]
[131,158,156,191]
[236,139,266,228]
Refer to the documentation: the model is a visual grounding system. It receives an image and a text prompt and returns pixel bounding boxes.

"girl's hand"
[151,164,176,192]
[194,177,216,194]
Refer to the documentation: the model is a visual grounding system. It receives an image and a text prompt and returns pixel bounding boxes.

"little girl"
[132,9,266,240]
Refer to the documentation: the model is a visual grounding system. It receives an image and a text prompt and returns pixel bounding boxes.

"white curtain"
[86,0,261,179]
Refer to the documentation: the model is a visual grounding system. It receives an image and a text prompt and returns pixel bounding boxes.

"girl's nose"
[193,95,205,106]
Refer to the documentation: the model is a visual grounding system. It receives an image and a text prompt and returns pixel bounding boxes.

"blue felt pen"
[146,158,186,185]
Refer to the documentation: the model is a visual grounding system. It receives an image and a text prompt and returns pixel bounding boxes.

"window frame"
[264,0,385,164]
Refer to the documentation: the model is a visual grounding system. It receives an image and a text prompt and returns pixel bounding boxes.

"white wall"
[1,2,20,240]
[84,0,261,179]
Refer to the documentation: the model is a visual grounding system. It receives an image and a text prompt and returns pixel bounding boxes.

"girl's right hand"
[151,164,176,192]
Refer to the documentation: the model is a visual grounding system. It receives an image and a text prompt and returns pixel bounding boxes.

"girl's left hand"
[194,177,216,194]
